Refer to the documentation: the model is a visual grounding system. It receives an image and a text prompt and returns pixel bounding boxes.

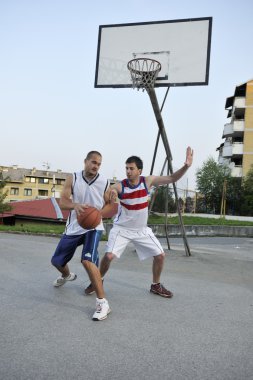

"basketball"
[77,207,102,229]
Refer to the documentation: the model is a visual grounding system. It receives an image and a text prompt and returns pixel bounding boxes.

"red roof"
[7,198,69,221]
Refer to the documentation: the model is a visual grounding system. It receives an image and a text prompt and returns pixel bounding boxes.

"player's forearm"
[59,197,78,210]
[169,163,190,183]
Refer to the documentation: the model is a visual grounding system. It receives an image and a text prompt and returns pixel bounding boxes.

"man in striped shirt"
[85,147,193,299]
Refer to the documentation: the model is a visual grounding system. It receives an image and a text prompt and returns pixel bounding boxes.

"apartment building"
[0,165,70,202]
[217,79,253,178]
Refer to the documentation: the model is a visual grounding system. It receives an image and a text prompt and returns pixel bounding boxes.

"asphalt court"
[1,233,253,380]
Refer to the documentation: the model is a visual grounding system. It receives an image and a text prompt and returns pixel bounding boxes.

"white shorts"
[105,226,164,261]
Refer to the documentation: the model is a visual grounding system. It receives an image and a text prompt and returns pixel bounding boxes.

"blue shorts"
[51,230,102,268]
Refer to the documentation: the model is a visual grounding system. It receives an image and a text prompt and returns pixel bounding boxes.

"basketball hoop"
[127,58,161,91]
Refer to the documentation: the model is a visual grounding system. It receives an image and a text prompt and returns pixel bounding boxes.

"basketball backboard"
[94,17,212,88]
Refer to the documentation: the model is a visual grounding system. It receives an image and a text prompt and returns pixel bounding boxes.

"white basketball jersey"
[65,171,109,235]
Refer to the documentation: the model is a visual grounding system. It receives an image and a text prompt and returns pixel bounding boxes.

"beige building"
[217,79,253,178]
[1,165,70,202]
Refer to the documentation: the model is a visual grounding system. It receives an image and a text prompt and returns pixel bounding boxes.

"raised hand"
[184,146,193,167]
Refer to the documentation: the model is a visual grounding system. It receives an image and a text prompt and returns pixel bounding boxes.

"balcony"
[222,142,232,157]
[234,97,245,108]
[218,156,230,166]
[233,120,244,133]
[222,120,244,138]
[222,123,233,138]
[230,165,243,177]
[222,142,244,157]
[232,142,244,155]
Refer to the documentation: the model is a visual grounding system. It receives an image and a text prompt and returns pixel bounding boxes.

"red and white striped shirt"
[113,176,149,229]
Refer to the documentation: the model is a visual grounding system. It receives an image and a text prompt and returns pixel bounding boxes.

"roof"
[0,166,71,182]
[0,213,14,219]
[7,198,69,221]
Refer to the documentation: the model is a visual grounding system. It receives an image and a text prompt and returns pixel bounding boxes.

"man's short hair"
[85,151,102,160]
[125,156,143,170]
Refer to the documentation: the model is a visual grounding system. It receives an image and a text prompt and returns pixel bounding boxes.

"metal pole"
[147,88,191,256]
[164,162,171,250]
[149,156,171,250]
[149,87,170,175]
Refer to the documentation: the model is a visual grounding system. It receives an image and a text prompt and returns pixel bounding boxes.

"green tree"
[226,177,243,215]
[150,185,176,213]
[240,165,253,216]
[0,172,12,214]
[196,157,232,214]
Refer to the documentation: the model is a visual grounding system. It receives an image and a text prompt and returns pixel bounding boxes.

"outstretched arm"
[146,146,193,188]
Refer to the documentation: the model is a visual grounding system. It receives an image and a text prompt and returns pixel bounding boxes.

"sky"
[1,0,253,191]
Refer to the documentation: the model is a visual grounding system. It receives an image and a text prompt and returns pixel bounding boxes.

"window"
[38,190,48,196]
[24,188,32,196]
[38,178,49,184]
[56,179,65,185]
[25,177,36,183]
[10,188,19,195]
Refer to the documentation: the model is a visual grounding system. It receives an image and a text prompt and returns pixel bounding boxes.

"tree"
[184,196,195,213]
[225,177,243,215]
[0,172,12,214]
[240,164,253,216]
[196,157,232,214]
[150,185,176,213]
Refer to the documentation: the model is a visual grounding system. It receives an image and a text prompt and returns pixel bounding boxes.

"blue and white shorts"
[51,230,102,267]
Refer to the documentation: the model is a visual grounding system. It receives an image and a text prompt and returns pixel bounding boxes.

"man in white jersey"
[85,147,193,298]
[51,151,114,321]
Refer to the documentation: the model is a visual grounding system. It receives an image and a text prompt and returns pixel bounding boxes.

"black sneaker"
[84,283,95,295]
[84,279,104,295]
[150,283,173,298]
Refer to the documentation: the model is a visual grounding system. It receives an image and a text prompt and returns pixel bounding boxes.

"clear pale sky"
[1,0,253,190]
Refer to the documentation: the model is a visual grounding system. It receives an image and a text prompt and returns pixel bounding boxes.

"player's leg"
[84,251,115,295]
[83,260,105,298]
[133,227,173,298]
[84,258,111,321]
[100,227,129,277]
[99,252,115,278]
[81,230,104,295]
[81,230,111,321]
[51,234,83,286]
[152,253,165,283]
[85,227,128,294]
[83,229,103,295]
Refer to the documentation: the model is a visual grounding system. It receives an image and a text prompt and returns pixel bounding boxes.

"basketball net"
[127,58,161,92]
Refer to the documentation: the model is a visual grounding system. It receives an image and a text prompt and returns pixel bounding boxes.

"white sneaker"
[92,298,111,321]
[53,273,77,287]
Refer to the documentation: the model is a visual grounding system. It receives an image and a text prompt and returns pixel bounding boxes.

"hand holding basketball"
[77,207,102,229]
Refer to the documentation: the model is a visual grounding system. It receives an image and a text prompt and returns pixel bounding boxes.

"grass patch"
[0,223,65,235]
[1,215,253,236]
[0,222,109,240]
[148,215,253,226]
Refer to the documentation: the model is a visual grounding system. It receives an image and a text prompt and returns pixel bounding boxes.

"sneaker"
[92,298,111,321]
[150,283,173,298]
[53,273,77,287]
[84,282,95,295]
[84,279,104,295]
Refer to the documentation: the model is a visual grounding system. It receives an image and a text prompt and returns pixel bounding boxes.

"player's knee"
[154,252,165,263]
[82,258,91,269]
[104,252,115,262]
[51,255,64,269]
[51,256,58,267]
